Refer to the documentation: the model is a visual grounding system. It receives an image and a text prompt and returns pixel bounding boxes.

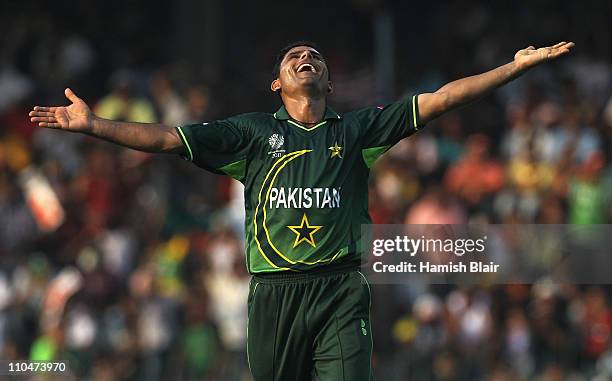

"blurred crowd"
[1,0,612,380]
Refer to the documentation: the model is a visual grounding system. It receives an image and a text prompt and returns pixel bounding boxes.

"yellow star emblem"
[328,142,343,158]
[287,213,323,248]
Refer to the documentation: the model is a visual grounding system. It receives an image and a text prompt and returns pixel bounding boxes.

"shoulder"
[343,105,379,119]
[341,105,384,128]
[221,112,276,137]
[226,111,275,125]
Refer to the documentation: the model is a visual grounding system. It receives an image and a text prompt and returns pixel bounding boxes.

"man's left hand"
[514,41,575,71]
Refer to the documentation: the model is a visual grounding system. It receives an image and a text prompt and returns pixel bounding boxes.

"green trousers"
[247,267,373,381]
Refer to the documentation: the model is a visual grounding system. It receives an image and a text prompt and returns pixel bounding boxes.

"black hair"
[272,40,325,80]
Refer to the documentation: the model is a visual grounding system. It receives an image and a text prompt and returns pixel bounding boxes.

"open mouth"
[296,63,316,73]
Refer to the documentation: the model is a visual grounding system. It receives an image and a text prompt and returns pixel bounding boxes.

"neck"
[281,95,326,125]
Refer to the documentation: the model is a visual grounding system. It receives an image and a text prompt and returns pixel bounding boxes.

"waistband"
[252,259,360,284]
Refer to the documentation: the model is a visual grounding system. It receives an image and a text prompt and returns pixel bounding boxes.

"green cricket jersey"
[176,95,424,273]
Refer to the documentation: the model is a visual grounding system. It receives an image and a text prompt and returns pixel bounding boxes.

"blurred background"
[0,0,611,380]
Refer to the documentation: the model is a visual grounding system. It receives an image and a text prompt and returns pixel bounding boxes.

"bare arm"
[418,41,575,123]
[87,118,183,153]
[29,88,184,154]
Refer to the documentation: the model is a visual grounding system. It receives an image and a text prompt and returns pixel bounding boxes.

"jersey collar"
[273,105,342,122]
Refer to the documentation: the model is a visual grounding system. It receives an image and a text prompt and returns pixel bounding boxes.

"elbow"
[160,127,184,154]
[423,91,452,122]
[418,91,458,123]
[434,91,452,114]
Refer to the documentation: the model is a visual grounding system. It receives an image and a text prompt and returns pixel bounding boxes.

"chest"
[255,120,359,163]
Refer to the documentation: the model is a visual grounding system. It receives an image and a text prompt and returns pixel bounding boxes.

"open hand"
[29,88,93,132]
[514,41,575,71]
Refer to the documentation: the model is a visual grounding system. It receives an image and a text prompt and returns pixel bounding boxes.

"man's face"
[272,46,331,97]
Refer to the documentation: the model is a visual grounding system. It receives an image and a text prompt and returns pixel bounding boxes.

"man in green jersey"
[30,40,573,380]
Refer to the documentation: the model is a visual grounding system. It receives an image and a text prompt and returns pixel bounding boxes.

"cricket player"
[29,40,573,380]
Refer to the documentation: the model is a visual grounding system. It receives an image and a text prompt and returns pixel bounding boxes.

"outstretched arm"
[417,41,575,124]
[29,88,184,154]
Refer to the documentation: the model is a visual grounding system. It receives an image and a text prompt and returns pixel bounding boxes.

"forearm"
[418,60,528,123]
[435,61,523,110]
[88,117,183,154]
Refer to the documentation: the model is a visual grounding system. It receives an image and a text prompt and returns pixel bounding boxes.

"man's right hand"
[29,88,94,132]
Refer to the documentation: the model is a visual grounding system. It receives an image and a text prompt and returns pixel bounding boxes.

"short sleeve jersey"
[177,95,425,273]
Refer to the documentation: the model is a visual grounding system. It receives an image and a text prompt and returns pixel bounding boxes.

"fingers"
[30,116,58,123]
[64,88,82,103]
[551,42,575,57]
[561,42,575,50]
[29,107,59,128]
[527,41,574,52]
[524,41,575,61]
[29,110,55,118]
[32,106,57,112]
[549,41,574,51]
[30,111,60,128]
[553,42,574,49]
[39,122,61,128]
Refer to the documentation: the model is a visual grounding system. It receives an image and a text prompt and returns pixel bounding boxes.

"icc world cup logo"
[268,134,284,150]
